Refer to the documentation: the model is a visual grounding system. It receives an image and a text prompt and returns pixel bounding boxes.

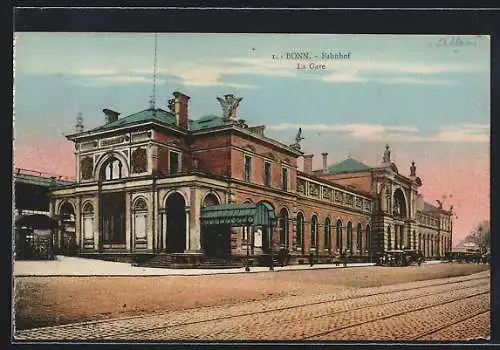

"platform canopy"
[200,202,276,227]
[15,214,59,230]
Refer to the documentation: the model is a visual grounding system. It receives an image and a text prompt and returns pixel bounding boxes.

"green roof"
[328,158,372,174]
[15,173,75,187]
[89,108,177,132]
[190,115,225,131]
[200,202,276,227]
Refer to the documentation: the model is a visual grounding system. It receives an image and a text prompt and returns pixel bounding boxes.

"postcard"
[12,30,490,343]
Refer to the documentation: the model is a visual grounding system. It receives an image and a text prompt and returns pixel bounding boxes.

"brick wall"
[157,147,169,174]
[195,148,231,177]
[321,172,373,194]
[295,198,371,255]
[153,130,186,147]
[231,134,298,191]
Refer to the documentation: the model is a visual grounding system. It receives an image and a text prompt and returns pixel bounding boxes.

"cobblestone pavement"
[14,271,490,342]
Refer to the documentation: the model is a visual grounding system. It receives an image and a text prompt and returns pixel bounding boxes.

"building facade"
[50,92,453,262]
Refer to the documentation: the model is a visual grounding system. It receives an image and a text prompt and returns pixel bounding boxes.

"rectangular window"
[170,151,179,174]
[281,167,289,191]
[244,155,252,182]
[264,162,272,186]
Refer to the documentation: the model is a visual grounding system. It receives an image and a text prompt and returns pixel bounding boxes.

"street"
[14,270,489,342]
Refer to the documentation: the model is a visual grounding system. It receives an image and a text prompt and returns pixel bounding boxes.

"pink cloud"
[414,156,489,245]
[14,136,76,179]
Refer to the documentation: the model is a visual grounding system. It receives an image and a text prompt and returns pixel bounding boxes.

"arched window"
[82,202,94,241]
[82,202,94,214]
[365,224,371,250]
[133,198,148,242]
[100,157,124,180]
[279,208,289,247]
[203,193,220,208]
[296,212,304,252]
[324,218,331,253]
[356,223,362,253]
[311,215,318,249]
[336,219,343,253]
[134,198,148,212]
[60,201,75,221]
[393,189,407,218]
[347,221,353,252]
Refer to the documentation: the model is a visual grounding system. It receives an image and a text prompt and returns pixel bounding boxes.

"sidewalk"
[14,255,380,277]
[13,255,445,277]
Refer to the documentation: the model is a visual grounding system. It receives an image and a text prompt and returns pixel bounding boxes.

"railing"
[14,168,76,181]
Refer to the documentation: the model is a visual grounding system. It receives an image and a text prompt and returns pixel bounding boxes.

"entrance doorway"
[59,202,76,254]
[101,193,125,245]
[257,201,275,253]
[166,193,186,253]
[203,225,231,258]
[200,193,231,258]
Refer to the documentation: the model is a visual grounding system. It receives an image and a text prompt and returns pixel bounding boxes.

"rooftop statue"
[290,127,304,150]
[217,94,243,121]
[383,144,391,163]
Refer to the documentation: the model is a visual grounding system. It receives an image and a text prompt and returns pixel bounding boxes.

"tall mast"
[149,33,158,111]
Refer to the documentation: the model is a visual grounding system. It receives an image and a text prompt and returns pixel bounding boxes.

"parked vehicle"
[447,251,485,264]
[15,214,57,260]
[377,249,424,267]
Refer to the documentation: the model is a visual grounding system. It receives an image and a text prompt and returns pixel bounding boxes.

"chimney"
[303,154,314,175]
[103,109,120,124]
[173,91,190,130]
[321,152,328,173]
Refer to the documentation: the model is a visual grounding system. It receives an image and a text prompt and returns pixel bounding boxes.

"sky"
[13,33,490,245]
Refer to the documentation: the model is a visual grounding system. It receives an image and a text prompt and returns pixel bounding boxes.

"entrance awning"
[200,203,276,227]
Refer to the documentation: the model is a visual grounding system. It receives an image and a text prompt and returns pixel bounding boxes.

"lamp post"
[245,225,250,272]
[245,218,254,272]
[269,222,274,271]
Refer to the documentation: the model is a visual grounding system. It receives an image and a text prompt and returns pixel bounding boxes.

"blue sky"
[14,33,489,147]
[13,33,490,239]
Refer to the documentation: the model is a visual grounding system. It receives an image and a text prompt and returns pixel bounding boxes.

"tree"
[464,220,490,252]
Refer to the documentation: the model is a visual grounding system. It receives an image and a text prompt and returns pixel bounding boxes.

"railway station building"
[49,92,453,264]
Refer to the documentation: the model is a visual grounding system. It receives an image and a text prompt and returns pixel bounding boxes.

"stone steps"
[139,254,242,269]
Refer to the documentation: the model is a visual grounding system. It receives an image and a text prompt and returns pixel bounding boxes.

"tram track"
[301,290,489,340]
[15,273,490,341]
[411,309,490,341]
[99,278,489,340]
[199,281,490,341]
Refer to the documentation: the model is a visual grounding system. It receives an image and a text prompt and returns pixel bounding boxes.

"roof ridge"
[85,107,177,133]
[327,157,372,174]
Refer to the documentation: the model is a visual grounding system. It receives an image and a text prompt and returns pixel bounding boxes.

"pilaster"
[189,187,202,252]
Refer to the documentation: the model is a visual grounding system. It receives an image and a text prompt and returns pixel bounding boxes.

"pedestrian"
[309,251,314,267]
